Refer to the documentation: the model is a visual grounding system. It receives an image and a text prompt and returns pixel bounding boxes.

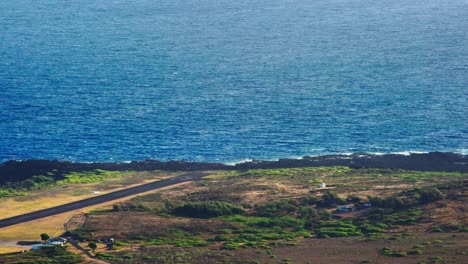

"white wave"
[224,159,253,166]
[390,151,428,156]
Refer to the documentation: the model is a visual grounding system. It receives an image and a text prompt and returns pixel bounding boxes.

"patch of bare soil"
[158,177,313,207]
[64,213,87,230]
[230,233,468,264]
[84,212,238,239]
[422,201,467,226]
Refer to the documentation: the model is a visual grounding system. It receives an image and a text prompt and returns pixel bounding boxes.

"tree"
[317,190,346,208]
[88,242,97,252]
[346,194,361,203]
[40,233,50,243]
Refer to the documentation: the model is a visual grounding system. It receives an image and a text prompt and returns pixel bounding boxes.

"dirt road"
[0,172,209,228]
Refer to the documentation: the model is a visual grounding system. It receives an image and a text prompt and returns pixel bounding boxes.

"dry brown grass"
[0,171,173,220]
[84,211,237,239]
[0,174,190,254]
[230,233,468,264]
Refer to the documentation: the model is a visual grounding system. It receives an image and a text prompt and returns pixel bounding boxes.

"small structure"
[363,202,372,207]
[336,205,356,212]
[318,182,326,189]
[46,237,67,247]
[47,241,64,246]
[106,238,115,249]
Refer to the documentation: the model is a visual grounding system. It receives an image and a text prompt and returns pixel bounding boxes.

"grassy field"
[1,167,467,263]
[0,170,173,219]
[0,170,176,254]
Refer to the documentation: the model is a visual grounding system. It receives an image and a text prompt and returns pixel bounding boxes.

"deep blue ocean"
[0,0,466,163]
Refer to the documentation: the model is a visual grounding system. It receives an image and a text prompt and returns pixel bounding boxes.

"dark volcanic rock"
[0,160,229,184]
[234,152,467,172]
[0,152,466,185]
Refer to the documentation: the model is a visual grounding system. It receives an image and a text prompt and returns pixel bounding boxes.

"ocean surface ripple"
[0,0,466,162]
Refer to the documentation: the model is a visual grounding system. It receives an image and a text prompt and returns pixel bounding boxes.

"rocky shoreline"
[0,152,466,184]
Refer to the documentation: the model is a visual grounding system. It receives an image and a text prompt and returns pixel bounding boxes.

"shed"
[336,205,356,212]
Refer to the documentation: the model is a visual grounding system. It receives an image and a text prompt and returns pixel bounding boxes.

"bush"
[415,187,444,204]
[407,249,423,255]
[360,223,384,234]
[222,241,241,250]
[112,202,150,212]
[1,246,83,263]
[208,235,230,242]
[379,247,407,257]
[172,201,244,218]
[368,196,404,209]
[429,256,444,263]
[316,220,362,237]
[317,190,346,208]
[256,200,297,216]
[96,252,119,260]
[254,216,305,229]
[347,195,361,203]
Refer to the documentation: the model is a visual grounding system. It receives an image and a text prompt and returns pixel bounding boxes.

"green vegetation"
[316,220,362,238]
[88,242,97,252]
[226,166,351,178]
[112,202,150,212]
[0,247,82,264]
[0,169,133,198]
[379,247,407,257]
[40,233,50,243]
[316,190,346,207]
[172,201,245,218]
[96,252,121,260]
[8,166,464,263]
[367,195,404,209]
[414,187,444,204]
[428,256,445,263]
[256,199,299,216]
[0,175,55,197]
[57,170,132,184]
[144,236,208,247]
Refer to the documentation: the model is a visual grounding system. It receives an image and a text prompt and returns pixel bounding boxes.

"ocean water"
[0,0,466,163]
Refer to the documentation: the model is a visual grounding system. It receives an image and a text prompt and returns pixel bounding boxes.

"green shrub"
[415,187,444,204]
[222,241,241,250]
[256,199,298,216]
[208,235,230,242]
[255,216,304,229]
[0,246,82,263]
[172,201,244,218]
[367,196,404,209]
[379,247,407,257]
[408,249,424,255]
[347,194,361,203]
[317,190,346,207]
[360,223,384,234]
[173,237,208,247]
[96,252,119,260]
[145,237,171,245]
[428,256,444,263]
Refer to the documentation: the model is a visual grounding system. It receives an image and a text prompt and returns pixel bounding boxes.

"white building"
[46,237,67,246]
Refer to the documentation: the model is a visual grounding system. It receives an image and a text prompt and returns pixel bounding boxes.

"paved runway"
[0,172,209,228]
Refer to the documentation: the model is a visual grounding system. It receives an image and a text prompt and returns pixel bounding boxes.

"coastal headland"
[0,152,466,263]
[1,152,466,185]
